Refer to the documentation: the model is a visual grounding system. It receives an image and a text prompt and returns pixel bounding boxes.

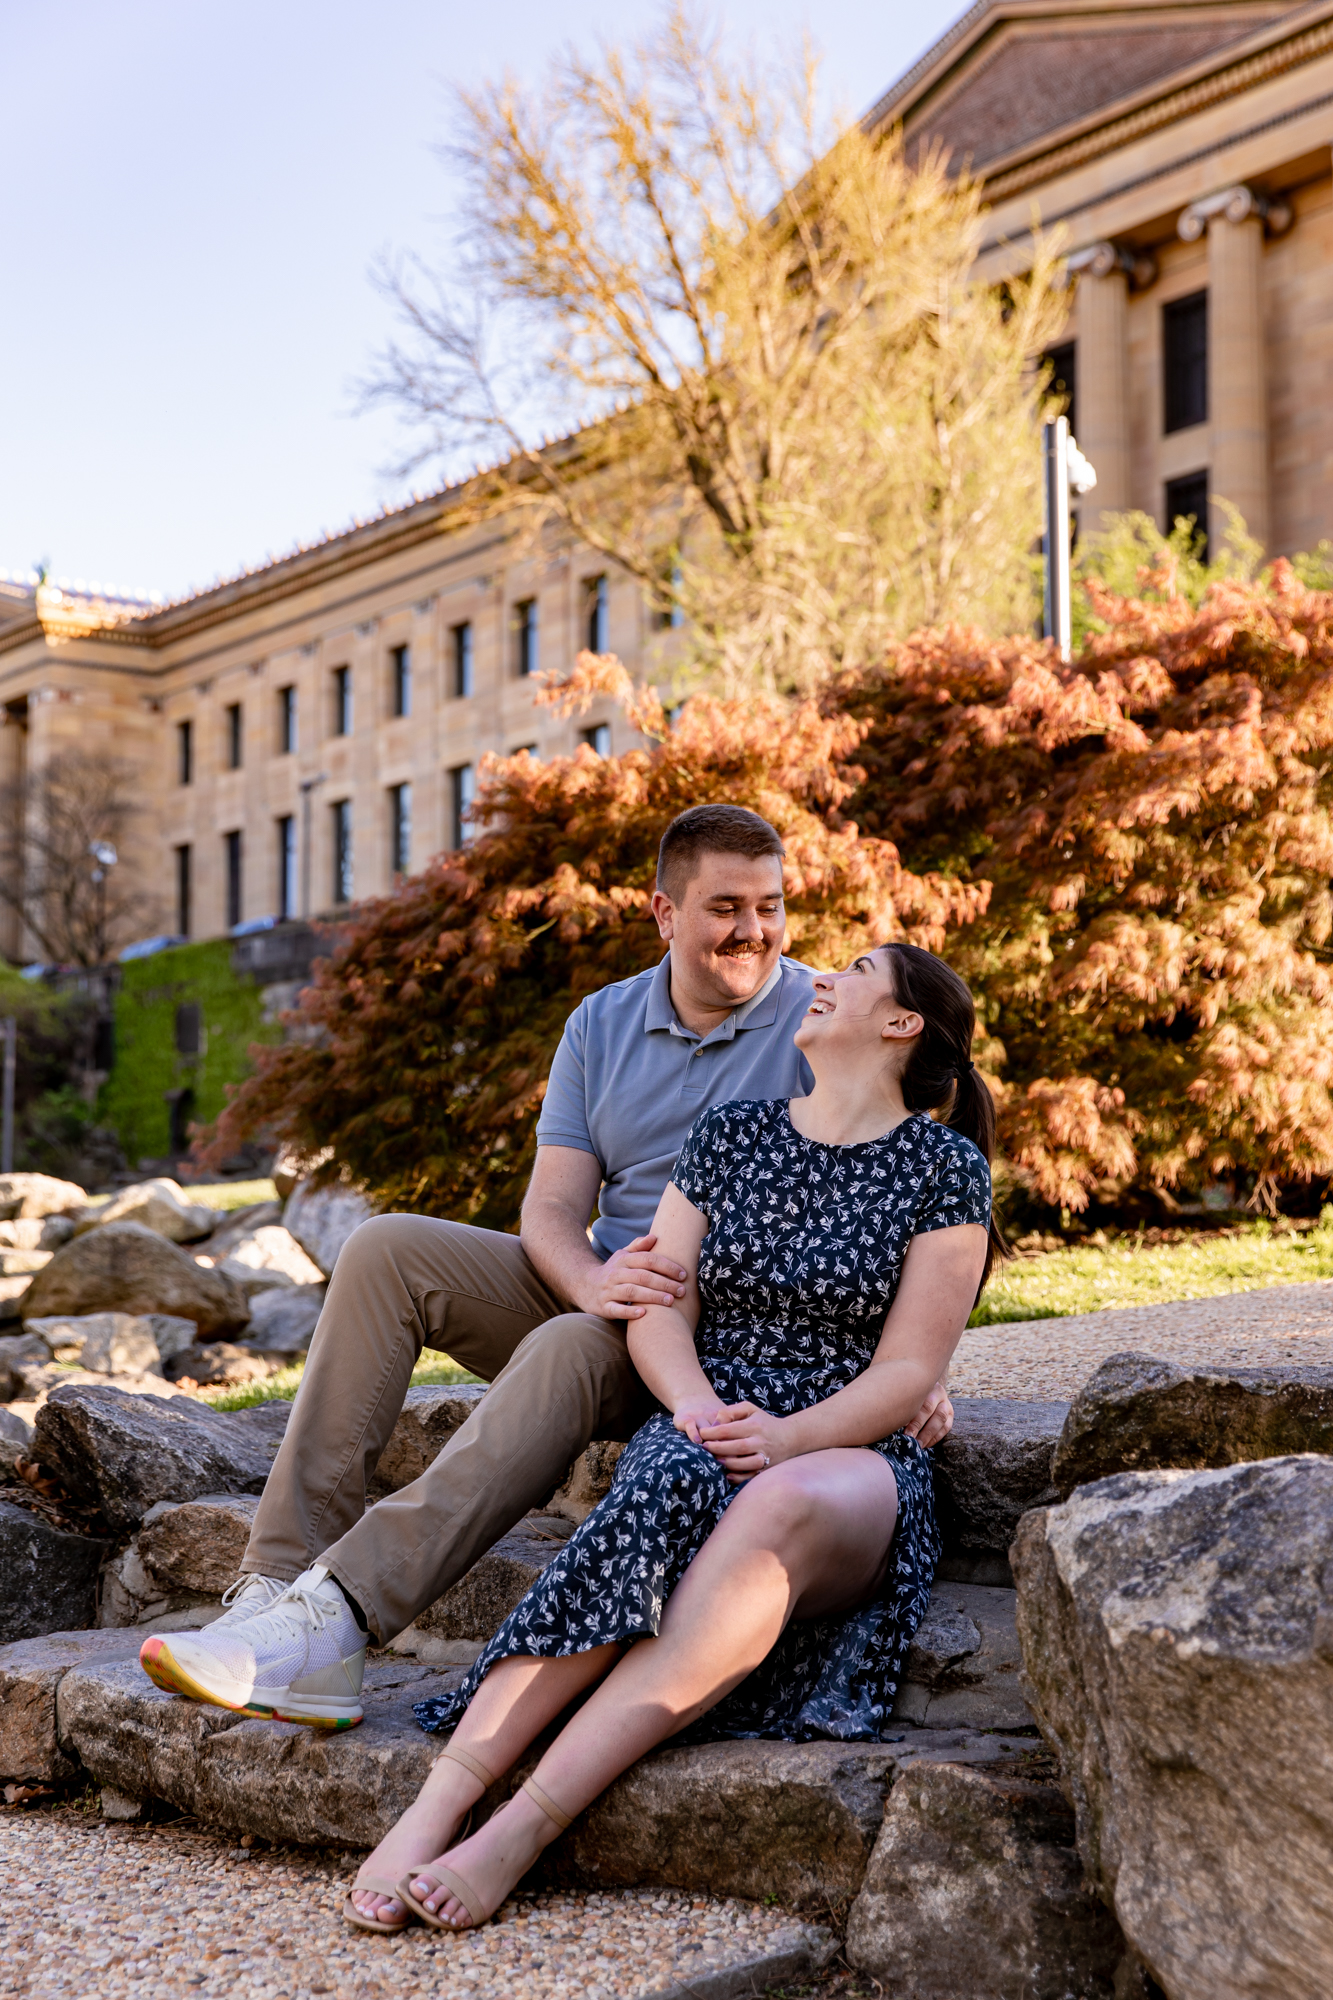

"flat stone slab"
[0,1628,147,1782]
[48,1640,1039,1905]
[893,1582,1032,1731]
[932,1397,1066,1571]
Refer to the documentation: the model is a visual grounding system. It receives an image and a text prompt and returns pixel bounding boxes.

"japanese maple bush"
[832,557,1333,1212]
[206,662,980,1226]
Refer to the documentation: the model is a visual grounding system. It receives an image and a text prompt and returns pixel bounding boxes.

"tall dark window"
[452,622,474,698]
[332,665,352,736]
[332,799,354,905]
[581,722,611,758]
[389,782,412,878]
[174,1003,201,1057]
[1163,291,1208,433]
[177,719,193,786]
[391,643,411,717]
[450,764,475,850]
[278,685,297,754]
[175,843,192,936]
[515,599,538,677]
[224,830,243,930]
[1042,340,1077,438]
[1164,471,1210,557]
[225,702,243,769]
[586,575,609,653]
[277,814,296,920]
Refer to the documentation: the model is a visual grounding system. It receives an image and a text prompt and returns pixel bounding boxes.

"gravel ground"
[951,1277,1333,1398]
[0,1806,823,2000]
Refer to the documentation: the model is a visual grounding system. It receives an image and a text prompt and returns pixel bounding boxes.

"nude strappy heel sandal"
[343,1745,490,1934]
[395,1771,574,1933]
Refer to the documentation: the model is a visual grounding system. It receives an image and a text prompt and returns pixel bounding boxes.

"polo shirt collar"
[646,953,787,1042]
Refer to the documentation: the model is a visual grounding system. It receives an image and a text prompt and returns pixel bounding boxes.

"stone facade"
[3,0,1330,960]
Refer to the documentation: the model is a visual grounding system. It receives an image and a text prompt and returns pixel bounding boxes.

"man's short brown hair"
[655,804,786,902]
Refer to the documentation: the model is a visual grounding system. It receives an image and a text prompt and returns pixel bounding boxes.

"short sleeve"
[669,1106,728,1217]
[915,1135,992,1236]
[534,1001,598,1159]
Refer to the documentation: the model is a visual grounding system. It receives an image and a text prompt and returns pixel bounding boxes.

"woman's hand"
[697,1403,794,1484]
[672,1394,729,1445]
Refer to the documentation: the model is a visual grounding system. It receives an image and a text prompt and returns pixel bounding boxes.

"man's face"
[651,851,786,1009]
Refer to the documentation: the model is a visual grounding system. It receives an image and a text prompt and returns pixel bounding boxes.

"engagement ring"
[762,1454,771,1468]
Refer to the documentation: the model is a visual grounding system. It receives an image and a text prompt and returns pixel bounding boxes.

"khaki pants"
[240,1214,650,1641]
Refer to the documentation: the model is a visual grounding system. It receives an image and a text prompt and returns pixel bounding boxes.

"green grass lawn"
[203,1350,479,1412]
[970,1211,1333,1326]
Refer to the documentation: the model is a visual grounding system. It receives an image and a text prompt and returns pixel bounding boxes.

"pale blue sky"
[3,2,964,601]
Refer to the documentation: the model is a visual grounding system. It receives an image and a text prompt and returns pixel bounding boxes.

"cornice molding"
[982,9,1333,199]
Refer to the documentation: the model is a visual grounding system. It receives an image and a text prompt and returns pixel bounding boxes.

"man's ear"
[650,888,676,941]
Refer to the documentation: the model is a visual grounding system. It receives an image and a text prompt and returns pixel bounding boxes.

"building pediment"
[867,0,1307,175]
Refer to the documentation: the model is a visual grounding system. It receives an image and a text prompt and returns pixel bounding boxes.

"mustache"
[716,938,768,956]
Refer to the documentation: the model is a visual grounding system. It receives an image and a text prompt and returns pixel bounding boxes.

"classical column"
[1180,186,1274,552]
[1072,243,1131,531]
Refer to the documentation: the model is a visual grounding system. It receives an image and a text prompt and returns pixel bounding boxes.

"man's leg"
[241,1213,572,1583]
[320,1308,648,1640]
[241,1211,648,1639]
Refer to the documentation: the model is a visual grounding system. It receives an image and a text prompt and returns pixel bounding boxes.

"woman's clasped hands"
[672,1396,791,1482]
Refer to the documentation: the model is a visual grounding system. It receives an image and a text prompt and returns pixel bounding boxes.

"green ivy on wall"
[98,940,282,1166]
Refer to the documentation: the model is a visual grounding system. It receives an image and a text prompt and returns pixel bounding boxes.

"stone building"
[3,0,1330,961]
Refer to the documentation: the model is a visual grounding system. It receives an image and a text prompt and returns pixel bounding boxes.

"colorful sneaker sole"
[138,1636,362,1728]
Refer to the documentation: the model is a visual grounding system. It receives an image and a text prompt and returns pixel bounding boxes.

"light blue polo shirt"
[536,953,816,1258]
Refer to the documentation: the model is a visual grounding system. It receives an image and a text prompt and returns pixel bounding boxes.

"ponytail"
[880,942,1008,1291]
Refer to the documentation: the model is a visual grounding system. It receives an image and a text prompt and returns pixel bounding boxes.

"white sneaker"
[140,1565,366,1727]
[210,1573,288,1627]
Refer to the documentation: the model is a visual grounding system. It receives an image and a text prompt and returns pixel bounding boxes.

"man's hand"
[902,1381,954,1449]
[577,1233,688,1321]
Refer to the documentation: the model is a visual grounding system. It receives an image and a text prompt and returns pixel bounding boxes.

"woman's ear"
[881,1010,924,1042]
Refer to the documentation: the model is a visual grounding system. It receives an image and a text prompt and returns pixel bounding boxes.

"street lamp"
[88,839,118,963]
[1043,417,1098,660]
[299,775,328,921]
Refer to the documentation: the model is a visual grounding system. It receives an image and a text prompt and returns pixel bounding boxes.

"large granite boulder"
[0,1174,86,1221]
[28,1311,198,1366]
[282,1179,374,1277]
[73,1178,216,1243]
[1052,1351,1333,1495]
[892,1583,1031,1730]
[198,1200,283,1261]
[549,1440,628,1524]
[208,1224,324,1291]
[845,1759,1124,1999]
[932,1398,1066,1580]
[100,1494,259,1629]
[1013,1454,1333,2000]
[0,1407,33,1477]
[243,1283,325,1353]
[0,1332,54,1399]
[368,1383,488,1493]
[22,1223,251,1338]
[0,1499,115,1642]
[33,1384,292,1530]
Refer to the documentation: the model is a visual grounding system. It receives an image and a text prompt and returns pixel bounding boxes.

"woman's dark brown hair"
[880,941,1008,1290]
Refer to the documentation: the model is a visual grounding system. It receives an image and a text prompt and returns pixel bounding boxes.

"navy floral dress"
[416,1100,991,1744]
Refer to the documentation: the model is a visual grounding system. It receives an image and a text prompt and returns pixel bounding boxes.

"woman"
[346,941,1001,1934]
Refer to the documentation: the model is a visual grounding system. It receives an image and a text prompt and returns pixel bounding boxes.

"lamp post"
[1,1017,14,1174]
[88,839,118,963]
[1042,417,1098,660]
[299,774,327,921]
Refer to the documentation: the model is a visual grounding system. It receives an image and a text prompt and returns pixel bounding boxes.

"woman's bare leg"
[349,1645,619,1922]
[409,1448,899,1926]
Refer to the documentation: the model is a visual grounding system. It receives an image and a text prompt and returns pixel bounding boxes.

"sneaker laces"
[220,1574,284,1612]
[266,1575,347,1644]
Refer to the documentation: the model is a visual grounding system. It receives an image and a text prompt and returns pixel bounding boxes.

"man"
[141,803,953,1725]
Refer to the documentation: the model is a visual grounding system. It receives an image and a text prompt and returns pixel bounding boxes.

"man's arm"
[520,1145,689,1321]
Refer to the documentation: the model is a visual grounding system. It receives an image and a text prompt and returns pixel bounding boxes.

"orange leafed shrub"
[211,566,1333,1222]
[206,656,981,1224]
[831,558,1333,1211]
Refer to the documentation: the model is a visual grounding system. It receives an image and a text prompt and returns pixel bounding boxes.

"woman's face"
[794,948,924,1063]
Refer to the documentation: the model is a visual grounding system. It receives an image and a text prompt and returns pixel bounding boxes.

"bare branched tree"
[0,750,159,967]
[367,5,1069,693]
